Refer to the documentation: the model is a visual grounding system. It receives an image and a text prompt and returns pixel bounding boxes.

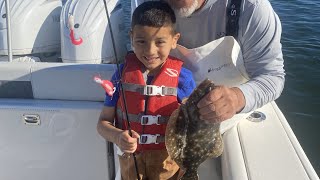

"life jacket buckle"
[139,134,160,144]
[141,115,161,125]
[144,85,165,96]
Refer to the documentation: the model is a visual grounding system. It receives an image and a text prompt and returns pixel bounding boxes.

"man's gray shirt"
[129,0,285,113]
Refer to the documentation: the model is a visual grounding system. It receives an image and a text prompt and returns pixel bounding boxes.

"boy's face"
[131,25,180,74]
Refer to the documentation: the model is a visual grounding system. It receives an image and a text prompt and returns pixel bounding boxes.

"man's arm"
[197,0,285,122]
[237,0,285,113]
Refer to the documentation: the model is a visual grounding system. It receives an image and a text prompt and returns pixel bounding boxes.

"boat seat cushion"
[0,62,115,101]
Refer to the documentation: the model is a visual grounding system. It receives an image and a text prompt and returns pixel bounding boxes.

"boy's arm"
[97,106,122,144]
[97,106,140,153]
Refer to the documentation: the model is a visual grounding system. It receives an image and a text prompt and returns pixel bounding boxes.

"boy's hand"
[116,130,140,153]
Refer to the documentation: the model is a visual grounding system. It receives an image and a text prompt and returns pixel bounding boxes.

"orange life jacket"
[116,53,183,152]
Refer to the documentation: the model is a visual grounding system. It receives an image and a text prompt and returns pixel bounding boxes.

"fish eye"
[74,23,80,28]
[2,14,6,18]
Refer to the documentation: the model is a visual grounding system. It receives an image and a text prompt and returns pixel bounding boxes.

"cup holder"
[246,111,266,122]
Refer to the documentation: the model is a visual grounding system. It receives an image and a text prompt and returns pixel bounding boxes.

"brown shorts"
[118,149,180,180]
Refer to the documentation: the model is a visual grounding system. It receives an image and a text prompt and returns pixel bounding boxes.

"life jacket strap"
[117,109,170,126]
[139,134,165,144]
[122,83,177,96]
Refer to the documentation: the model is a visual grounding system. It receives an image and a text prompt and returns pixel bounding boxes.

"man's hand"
[116,130,140,154]
[197,86,245,123]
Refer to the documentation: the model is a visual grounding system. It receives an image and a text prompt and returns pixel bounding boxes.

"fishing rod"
[4,0,13,62]
[101,1,141,179]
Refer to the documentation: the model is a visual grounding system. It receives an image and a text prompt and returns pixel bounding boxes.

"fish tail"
[180,170,199,180]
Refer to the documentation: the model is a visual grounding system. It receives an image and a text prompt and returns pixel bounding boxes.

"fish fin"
[209,133,224,158]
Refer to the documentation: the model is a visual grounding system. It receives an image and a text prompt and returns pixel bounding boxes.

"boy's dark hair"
[131,1,177,33]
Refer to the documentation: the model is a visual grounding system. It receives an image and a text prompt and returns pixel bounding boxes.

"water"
[270,0,320,176]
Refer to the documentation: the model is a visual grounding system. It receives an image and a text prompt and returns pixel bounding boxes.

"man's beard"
[171,0,199,18]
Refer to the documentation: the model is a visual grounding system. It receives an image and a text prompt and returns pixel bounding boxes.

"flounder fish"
[165,78,223,180]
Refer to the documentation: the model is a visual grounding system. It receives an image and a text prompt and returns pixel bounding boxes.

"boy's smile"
[131,25,180,75]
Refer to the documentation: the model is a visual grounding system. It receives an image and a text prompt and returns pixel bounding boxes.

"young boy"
[97,1,196,179]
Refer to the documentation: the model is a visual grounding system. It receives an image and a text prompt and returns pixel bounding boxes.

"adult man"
[129,0,285,124]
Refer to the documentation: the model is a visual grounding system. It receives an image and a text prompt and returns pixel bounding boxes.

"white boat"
[0,0,319,180]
